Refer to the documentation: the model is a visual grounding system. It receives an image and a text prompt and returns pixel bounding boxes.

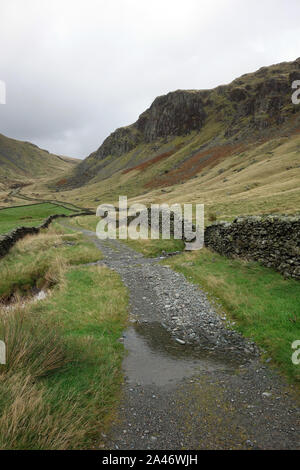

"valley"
[0,58,299,450]
[1,59,299,225]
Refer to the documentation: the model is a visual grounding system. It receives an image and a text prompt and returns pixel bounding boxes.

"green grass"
[67,214,185,257]
[122,237,185,257]
[0,226,128,449]
[0,224,101,299]
[163,248,300,385]
[35,264,128,448]
[68,214,98,232]
[0,203,76,235]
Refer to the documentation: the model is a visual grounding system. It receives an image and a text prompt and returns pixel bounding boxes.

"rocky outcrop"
[85,126,143,162]
[69,58,300,187]
[136,90,206,142]
[204,216,300,279]
[82,90,206,164]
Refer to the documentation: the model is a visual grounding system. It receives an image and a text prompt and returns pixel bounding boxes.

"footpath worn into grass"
[0,202,76,235]
[0,224,128,449]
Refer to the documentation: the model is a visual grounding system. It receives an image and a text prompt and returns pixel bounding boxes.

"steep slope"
[65,57,300,191]
[23,58,300,218]
[0,133,78,186]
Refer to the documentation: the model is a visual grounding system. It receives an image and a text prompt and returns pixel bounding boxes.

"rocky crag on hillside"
[69,58,300,186]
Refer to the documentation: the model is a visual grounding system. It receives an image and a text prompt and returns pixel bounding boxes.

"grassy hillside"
[0,132,79,189]
[25,129,300,221]
[17,58,300,218]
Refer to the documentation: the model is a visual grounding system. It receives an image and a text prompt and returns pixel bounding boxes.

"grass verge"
[0,227,128,449]
[0,224,101,300]
[122,237,185,257]
[162,248,300,385]
[0,203,77,235]
[68,215,185,257]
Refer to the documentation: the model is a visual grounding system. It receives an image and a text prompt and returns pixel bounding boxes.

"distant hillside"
[21,58,300,219]
[0,133,79,186]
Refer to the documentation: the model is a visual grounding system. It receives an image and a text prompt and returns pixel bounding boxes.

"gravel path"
[65,224,300,450]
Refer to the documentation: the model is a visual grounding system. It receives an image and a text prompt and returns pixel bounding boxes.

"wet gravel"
[64,224,300,450]
[129,262,259,358]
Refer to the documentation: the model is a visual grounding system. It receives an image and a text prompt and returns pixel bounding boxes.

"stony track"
[65,224,300,450]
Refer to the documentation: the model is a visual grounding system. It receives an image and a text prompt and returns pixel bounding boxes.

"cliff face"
[91,126,142,161]
[88,90,207,162]
[70,57,300,186]
[136,90,207,141]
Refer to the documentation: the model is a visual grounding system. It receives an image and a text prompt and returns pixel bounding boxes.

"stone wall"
[204,216,300,279]
[0,212,92,259]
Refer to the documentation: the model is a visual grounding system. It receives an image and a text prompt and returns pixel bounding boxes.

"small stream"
[2,288,48,311]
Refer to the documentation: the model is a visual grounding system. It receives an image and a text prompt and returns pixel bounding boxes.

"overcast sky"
[0,0,299,158]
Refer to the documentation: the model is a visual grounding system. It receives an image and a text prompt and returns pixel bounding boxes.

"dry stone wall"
[0,212,92,259]
[204,215,300,279]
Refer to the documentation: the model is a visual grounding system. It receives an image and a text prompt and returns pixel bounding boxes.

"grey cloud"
[0,0,299,158]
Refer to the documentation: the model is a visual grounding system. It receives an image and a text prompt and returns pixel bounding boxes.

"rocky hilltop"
[85,90,207,164]
[66,58,300,187]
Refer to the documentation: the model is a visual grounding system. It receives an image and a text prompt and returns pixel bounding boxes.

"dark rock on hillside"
[136,90,207,141]
[69,58,300,187]
[81,90,206,166]
[87,126,143,162]
[229,87,248,102]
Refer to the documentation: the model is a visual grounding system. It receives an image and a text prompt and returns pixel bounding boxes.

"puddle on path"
[123,322,238,387]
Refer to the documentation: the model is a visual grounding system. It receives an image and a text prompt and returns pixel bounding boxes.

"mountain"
[66,58,300,188]
[0,133,78,187]
[21,58,300,218]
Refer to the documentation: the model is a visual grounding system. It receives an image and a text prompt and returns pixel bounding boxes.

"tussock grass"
[1,305,66,378]
[0,226,128,449]
[0,373,85,450]
[0,225,101,300]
